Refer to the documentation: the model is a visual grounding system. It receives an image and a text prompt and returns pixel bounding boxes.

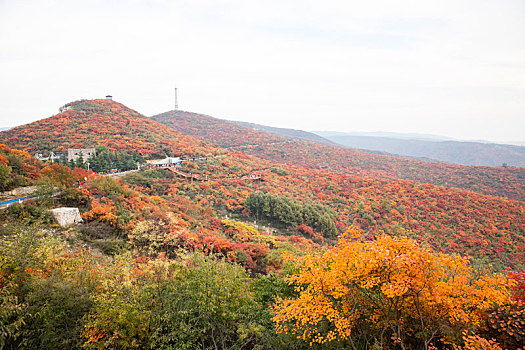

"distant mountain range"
[314,132,525,167]
[233,123,441,161]
[226,123,525,167]
[316,130,456,142]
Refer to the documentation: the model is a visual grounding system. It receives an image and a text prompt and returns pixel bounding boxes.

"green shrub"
[244,192,337,238]
[0,164,13,192]
[18,276,92,350]
[149,255,266,349]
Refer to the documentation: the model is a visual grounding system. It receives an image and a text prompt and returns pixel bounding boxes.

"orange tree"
[273,228,512,350]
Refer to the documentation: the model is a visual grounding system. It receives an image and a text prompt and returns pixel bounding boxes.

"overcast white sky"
[0,0,524,142]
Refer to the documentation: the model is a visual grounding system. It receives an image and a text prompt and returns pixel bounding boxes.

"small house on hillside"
[146,157,181,167]
[106,95,113,100]
[67,148,96,162]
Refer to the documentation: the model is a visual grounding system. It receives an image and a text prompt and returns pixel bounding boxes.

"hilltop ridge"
[0,99,222,158]
[230,120,337,146]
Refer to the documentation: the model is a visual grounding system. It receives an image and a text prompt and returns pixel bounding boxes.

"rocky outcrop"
[50,207,83,227]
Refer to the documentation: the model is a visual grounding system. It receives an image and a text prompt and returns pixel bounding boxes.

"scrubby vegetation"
[1,99,524,349]
[0,144,42,192]
[1,221,522,349]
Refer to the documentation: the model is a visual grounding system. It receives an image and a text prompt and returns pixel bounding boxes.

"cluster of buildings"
[35,148,183,169]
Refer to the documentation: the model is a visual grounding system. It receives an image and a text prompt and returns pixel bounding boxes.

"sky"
[0,0,524,143]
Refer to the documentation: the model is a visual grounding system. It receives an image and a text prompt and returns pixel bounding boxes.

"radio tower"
[174,88,179,110]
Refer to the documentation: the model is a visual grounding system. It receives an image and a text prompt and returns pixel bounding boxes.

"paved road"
[0,195,38,209]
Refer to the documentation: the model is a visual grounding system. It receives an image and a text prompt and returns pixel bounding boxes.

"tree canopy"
[273,228,512,349]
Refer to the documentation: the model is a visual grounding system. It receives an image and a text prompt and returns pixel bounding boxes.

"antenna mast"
[174,88,178,110]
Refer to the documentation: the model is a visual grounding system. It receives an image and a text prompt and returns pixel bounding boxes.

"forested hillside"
[0,144,42,191]
[152,110,525,201]
[0,99,222,158]
[153,110,284,148]
[1,143,523,349]
[139,152,525,269]
[231,120,337,146]
[1,100,523,268]
[1,100,524,349]
[246,140,525,201]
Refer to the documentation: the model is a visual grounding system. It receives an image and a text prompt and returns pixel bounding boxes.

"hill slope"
[2,102,523,268]
[320,133,525,167]
[0,99,222,158]
[151,110,525,201]
[231,120,337,146]
[131,150,525,269]
[152,110,283,148]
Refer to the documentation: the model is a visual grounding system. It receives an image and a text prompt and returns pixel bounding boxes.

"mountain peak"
[0,99,223,158]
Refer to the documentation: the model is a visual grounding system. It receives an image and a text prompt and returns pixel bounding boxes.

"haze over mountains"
[230,121,337,146]
[317,131,457,141]
[224,121,525,167]
[205,118,525,167]
[315,131,525,167]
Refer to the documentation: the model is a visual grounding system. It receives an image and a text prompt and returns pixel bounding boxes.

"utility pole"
[174,88,178,110]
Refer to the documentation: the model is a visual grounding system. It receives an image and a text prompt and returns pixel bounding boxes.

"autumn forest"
[0,99,524,350]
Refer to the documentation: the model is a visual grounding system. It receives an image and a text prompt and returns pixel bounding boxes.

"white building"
[146,157,181,166]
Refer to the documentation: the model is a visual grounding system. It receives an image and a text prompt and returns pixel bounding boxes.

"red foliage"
[159,153,525,268]
[152,111,282,148]
[0,99,224,158]
[295,224,323,242]
[246,140,525,201]
[41,163,86,187]
[202,234,235,254]
[3,100,523,275]
[508,270,525,303]
[483,302,525,350]
[152,111,525,201]
[0,143,43,182]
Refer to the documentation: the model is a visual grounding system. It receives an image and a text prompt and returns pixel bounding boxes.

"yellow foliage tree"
[273,228,512,350]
